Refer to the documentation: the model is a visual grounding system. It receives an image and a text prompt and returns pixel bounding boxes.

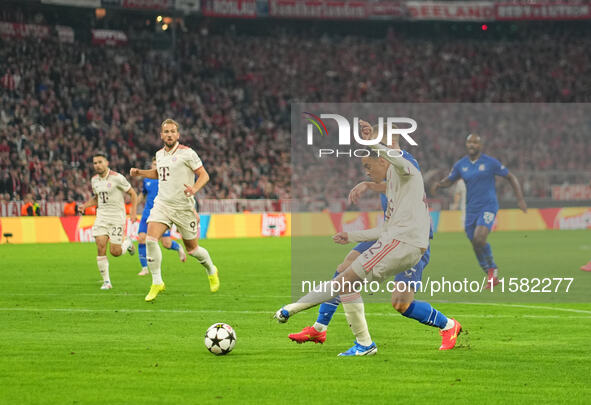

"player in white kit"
[79,152,138,290]
[130,119,219,302]
[451,179,467,226]
[274,120,461,355]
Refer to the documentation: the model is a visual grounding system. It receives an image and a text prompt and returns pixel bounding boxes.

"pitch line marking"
[0,307,590,319]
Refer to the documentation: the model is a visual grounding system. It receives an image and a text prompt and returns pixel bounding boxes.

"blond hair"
[161,118,180,131]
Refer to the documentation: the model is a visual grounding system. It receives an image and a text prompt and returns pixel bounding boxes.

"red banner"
[539,207,591,230]
[406,1,494,21]
[551,184,591,201]
[91,29,128,46]
[495,3,591,20]
[56,25,75,43]
[202,0,257,17]
[368,2,406,18]
[269,0,368,19]
[122,0,174,9]
[0,22,50,39]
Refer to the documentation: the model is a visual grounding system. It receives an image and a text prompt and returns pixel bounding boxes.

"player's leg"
[137,213,149,275]
[336,239,424,356]
[581,259,591,272]
[183,236,218,292]
[108,222,129,257]
[289,247,364,344]
[144,218,169,301]
[177,210,219,292]
[161,230,186,262]
[472,210,498,288]
[392,248,461,350]
[465,214,489,272]
[94,235,112,290]
[276,239,418,320]
[137,232,149,275]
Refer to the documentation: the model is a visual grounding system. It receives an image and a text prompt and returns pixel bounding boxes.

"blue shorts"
[353,241,376,253]
[394,245,430,284]
[353,241,430,284]
[465,208,497,240]
[139,210,170,237]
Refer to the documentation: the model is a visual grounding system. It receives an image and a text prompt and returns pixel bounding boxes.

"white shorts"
[92,218,125,245]
[147,201,200,240]
[351,237,423,283]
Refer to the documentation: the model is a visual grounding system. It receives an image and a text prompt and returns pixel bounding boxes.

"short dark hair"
[93,151,108,160]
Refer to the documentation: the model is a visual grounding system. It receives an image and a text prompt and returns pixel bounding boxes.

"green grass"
[1,230,590,404]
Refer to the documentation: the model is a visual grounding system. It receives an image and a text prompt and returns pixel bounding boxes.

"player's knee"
[137,234,146,244]
[392,299,410,313]
[161,238,172,249]
[472,238,485,250]
[110,246,122,257]
[336,262,349,273]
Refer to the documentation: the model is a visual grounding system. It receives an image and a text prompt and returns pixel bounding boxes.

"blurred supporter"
[20,193,40,216]
[0,17,590,212]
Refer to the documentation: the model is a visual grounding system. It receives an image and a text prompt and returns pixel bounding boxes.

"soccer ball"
[204,323,236,355]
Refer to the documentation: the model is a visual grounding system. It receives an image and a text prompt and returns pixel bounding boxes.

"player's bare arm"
[130,168,158,179]
[126,187,139,222]
[348,181,386,205]
[333,232,349,245]
[505,172,527,213]
[431,177,455,195]
[184,166,210,197]
[78,195,97,214]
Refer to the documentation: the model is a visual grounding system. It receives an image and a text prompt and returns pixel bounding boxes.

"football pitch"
[1,230,590,404]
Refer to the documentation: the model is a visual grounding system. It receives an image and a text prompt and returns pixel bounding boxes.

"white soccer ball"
[204,323,236,355]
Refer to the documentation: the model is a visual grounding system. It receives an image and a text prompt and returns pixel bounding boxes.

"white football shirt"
[91,170,131,222]
[348,145,430,249]
[154,142,203,210]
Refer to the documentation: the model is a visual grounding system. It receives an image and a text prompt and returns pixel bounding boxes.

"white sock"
[313,322,328,333]
[442,318,455,331]
[97,256,110,283]
[121,238,131,253]
[146,237,163,285]
[188,246,215,275]
[341,292,372,346]
[284,280,339,315]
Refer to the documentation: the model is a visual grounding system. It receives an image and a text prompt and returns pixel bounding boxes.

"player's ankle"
[313,322,328,333]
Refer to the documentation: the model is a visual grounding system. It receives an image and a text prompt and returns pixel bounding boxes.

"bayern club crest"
[172,157,177,162]
[107,183,112,188]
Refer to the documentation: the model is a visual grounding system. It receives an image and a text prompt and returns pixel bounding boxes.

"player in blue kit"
[136,159,186,276]
[433,134,526,287]
[288,144,458,352]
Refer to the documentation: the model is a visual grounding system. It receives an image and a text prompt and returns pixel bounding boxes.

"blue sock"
[482,243,497,269]
[402,300,448,329]
[167,240,181,251]
[473,245,489,273]
[138,243,148,268]
[315,271,341,327]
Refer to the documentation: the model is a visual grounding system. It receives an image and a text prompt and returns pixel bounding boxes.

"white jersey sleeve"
[117,173,132,193]
[186,149,203,172]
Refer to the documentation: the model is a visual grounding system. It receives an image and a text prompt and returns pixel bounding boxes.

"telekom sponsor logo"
[203,0,257,17]
[406,1,494,21]
[495,3,591,20]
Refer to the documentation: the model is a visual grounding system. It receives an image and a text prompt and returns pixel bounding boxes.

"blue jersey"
[447,154,509,213]
[142,178,159,214]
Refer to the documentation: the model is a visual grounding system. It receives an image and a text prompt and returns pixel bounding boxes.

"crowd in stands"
[1,17,590,213]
